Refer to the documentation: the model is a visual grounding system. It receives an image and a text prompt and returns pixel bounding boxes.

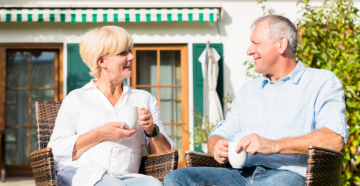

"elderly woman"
[48,26,175,186]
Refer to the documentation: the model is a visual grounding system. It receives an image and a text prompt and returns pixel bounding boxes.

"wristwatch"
[144,124,160,138]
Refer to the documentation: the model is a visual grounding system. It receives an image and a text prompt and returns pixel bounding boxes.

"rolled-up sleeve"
[210,91,242,141]
[144,94,176,151]
[47,92,80,171]
[314,73,349,145]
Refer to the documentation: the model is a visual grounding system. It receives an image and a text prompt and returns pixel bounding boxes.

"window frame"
[0,44,63,176]
[131,45,189,168]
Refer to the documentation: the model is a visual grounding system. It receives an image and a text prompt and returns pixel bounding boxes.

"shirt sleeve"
[143,94,176,152]
[209,90,242,141]
[47,92,81,171]
[314,73,349,145]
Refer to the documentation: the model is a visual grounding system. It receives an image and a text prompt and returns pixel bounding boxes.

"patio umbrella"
[198,42,224,125]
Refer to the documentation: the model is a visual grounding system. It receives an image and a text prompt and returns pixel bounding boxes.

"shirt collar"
[81,79,139,94]
[261,75,270,88]
[122,79,139,94]
[261,61,306,88]
[288,61,306,84]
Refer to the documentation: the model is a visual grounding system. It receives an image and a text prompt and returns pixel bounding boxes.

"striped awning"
[0,8,220,23]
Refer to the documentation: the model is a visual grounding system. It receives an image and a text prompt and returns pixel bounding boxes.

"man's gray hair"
[251,15,298,54]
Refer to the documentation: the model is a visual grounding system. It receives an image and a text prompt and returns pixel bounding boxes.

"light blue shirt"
[210,61,349,177]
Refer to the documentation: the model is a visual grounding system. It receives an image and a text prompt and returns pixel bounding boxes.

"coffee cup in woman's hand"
[138,107,154,134]
[118,106,138,129]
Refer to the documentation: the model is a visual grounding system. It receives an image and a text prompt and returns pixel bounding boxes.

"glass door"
[131,45,188,167]
[5,49,59,174]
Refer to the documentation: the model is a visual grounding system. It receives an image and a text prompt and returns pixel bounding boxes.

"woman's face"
[101,49,135,80]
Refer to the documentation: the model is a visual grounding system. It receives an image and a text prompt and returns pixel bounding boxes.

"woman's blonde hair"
[79,26,134,78]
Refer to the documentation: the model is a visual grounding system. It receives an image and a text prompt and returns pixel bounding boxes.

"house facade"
[0,0,328,179]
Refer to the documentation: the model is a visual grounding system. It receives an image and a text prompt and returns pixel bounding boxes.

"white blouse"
[47,80,176,186]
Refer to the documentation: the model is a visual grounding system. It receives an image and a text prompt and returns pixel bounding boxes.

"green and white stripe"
[0,8,219,23]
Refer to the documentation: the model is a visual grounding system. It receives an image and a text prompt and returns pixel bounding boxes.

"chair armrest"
[305,145,343,186]
[139,150,178,183]
[185,150,231,168]
[30,148,57,186]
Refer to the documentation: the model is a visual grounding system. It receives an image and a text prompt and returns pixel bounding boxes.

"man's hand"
[214,139,230,164]
[235,133,277,155]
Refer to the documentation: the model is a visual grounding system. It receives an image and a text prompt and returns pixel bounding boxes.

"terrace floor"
[0,177,35,186]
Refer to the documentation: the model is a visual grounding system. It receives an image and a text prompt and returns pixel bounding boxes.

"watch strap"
[144,124,159,138]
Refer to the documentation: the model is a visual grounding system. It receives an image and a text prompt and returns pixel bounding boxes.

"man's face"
[246,21,279,74]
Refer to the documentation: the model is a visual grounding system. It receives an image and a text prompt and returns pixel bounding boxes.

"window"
[0,45,63,176]
[131,45,188,167]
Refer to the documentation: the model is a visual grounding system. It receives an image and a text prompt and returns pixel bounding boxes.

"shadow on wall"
[217,9,232,37]
[222,62,234,114]
[218,9,235,110]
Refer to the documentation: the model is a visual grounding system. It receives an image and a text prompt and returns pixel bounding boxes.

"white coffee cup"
[228,142,247,169]
[118,106,138,129]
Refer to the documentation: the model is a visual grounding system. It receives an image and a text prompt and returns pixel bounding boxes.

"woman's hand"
[138,107,154,134]
[98,122,137,141]
[138,107,172,154]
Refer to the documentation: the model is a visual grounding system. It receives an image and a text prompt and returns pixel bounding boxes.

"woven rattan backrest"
[35,100,62,150]
[305,146,343,186]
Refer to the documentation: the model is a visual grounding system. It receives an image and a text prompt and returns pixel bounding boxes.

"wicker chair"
[185,145,343,186]
[30,100,178,186]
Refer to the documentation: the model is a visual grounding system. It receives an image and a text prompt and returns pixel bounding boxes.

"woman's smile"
[123,66,130,70]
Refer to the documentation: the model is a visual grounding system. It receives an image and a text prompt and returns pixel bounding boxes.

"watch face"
[156,125,159,133]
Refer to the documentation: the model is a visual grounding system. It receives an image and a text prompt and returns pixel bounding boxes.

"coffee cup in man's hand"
[228,142,247,169]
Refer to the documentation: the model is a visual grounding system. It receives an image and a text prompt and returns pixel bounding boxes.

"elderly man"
[164,15,348,186]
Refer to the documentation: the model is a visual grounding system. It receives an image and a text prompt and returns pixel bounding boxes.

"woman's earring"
[103,66,109,73]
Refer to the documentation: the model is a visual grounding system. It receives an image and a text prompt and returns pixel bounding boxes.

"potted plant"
[192,112,217,154]
[190,94,235,153]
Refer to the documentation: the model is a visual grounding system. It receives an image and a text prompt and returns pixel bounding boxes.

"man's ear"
[278,37,288,54]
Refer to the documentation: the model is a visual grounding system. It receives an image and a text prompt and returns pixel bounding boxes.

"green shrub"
[297,0,360,185]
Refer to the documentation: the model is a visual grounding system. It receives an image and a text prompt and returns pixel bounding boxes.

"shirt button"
[115,146,118,148]
[113,156,116,158]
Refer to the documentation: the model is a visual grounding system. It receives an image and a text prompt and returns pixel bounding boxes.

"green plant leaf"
[344,152,351,160]
[321,53,328,62]
[346,172,352,179]
[352,139,359,147]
